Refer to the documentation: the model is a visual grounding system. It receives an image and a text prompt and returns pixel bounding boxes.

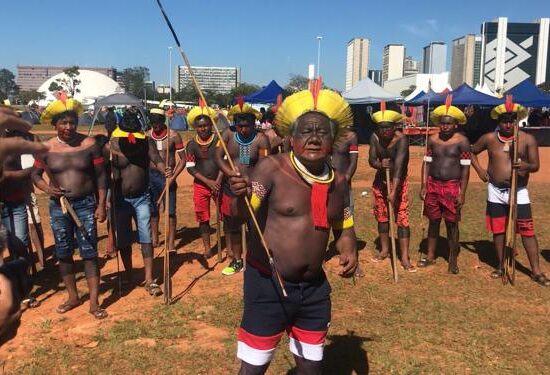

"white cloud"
[402,19,439,37]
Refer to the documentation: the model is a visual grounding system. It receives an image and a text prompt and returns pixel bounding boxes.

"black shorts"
[237,259,331,366]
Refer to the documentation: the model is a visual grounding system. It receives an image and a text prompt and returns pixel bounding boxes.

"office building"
[423,42,447,74]
[382,44,405,83]
[480,17,550,92]
[176,66,240,93]
[16,65,116,91]
[345,38,370,90]
[368,69,383,86]
[404,56,420,76]
[450,35,482,88]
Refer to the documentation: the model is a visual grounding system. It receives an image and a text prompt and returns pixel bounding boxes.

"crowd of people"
[0,86,548,373]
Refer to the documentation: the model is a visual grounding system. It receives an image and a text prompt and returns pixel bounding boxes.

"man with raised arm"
[229,88,358,374]
[418,101,471,274]
[368,108,416,272]
[471,99,549,286]
[186,105,223,257]
[214,101,270,276]
[32,98,108,319]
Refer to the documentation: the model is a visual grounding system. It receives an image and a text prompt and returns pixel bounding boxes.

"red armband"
[93,156,105,165]
[185,154,196,168]
[175,143,184,150]
[460,151,471,165]
[33,159,46,169]
[349,145,359,154]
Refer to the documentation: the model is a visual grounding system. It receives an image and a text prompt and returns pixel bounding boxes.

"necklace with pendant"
[496,131,514,153]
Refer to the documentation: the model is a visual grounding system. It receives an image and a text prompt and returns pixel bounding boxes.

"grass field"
[0,144,549,374]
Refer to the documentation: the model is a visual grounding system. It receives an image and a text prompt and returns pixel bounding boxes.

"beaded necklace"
[234,131,256,165]
[151,129,168,151]
[289,151,334,185]
[195,134,214,159]
[496,130,515,153]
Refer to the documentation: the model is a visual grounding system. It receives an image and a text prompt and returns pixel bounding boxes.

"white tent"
[343,77,402,104]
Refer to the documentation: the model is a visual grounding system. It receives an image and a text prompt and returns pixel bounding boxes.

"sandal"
[402,264,417,273]
[89,308,108,320]
[354,265,366,278]
[491,269,504,279]
[417,258,436,268]
[532,273,550,287]
[22,297,41,308]
[144,281,162,296]
[56,300,81,314]
[371,254,388,262]
[103,251,117,260]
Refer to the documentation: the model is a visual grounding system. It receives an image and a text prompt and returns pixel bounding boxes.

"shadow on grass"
[321,331,371,375]
[461,240,533,277]
[170,264,216,304]
[325,240,367,262]
[541,249,550,263]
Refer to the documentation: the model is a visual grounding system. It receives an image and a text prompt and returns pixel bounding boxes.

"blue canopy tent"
[243,80,284,104]
[506,80,550,107]
[407,84,503,106]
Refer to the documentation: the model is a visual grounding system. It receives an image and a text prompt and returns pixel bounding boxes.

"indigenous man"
[229,88,358,374]
[32,98,108,319]
[214,101,270,276]
[109,109,170,296]
[368,108,416,271]
[147,108,186,252]
[186,105,223,257]
[419,101,471,274]
[471,100,549,286]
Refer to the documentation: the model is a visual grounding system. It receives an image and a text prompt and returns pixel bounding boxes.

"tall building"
[423,42,447,74]
[404,56,420,76]
[382,44,405,83]
[480,17,550,92]
[16,65,116,91]
[345,38,370,91]
[368,69,383,86]
[450,35,482,88]
[176,66,240,93]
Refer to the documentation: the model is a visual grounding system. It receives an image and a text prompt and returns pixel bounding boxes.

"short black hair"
[195,114,213,125]
[120,110,142,133]
[51,110,78,126]
[234,112,256,123]
[498,112,517,123]
[149,113,166,125]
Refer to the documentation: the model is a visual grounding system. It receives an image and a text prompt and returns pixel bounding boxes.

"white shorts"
[487,183,530,205]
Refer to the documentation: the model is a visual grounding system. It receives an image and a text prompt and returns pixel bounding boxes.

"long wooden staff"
[385,168,399,283]
[156,157,184,206]
[110,150,122,296]
[503,121,519,285]
[155,0,287,297]
[418,85,432,259]
[163,119,172,303]
[215,193,222,263]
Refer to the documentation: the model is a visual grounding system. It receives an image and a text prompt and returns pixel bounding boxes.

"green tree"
[230,83,260,98]
[400,85,416,97]
[120,66,152,97]
[0,68,18,100]
[17,90,45,105]
[538,81,550,93]
[285,74,309,94]
[48,66,81,96]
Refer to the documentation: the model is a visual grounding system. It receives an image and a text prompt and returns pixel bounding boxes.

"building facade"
[368,69,383,86]
[404,56,420,76]
[480,17,550,92]
[345,38,370,91]
[383,44,405,83]
[450,35,482,87]
[176,66,240,93]
[16,65,116,91]
[423,42,447,74]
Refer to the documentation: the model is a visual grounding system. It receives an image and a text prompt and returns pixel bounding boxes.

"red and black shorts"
[424,177,461,223]
[237,259,331,366]
[193,179,219,223]
[372,175,410,227]
[486,183,535,236]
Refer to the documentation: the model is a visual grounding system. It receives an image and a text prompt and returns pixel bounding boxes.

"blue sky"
[0,0,547,91]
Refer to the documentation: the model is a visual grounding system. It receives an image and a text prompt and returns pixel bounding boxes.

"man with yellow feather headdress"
[471,97,549,286]
[227,83,358,374]
[418,97,471,274]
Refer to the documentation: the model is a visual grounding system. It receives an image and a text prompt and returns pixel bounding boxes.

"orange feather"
[237,96,244,111]
[445,95,453,114]
[505,95,514,113]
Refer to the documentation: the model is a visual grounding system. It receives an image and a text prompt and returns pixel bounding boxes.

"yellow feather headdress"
[187,102,218,128]
[227,97,262,121]
[40,96,84,125]
[490,95,527,120]
[274,88,353,140]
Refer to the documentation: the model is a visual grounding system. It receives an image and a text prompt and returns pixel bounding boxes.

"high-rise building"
[176,66,240,93]
[404,56,420,76]
[423,42,447,74]
[480,17,550,92]
[368,69,383,86]
[450,35,482,88]
[16,65,117,91]
[345,38,370,91]
[382,44,405,83]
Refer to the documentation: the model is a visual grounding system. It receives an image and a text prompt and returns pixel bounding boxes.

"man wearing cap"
[109,109,170,296]
[418,100,471,274]
[368,107,416,272]
[32,97,108,319]
[186,105,223,257]
[471,99,549,286]
[214,100,270,276]
[228,87,358,374]
[147,108,186,252]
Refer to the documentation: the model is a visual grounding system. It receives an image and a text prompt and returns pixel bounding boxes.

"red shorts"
[193,180,219,223]
[424,177,461,223]
[372,175,410,227]
[220,190,235,218]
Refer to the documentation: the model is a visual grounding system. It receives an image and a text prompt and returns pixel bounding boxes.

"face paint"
[291,112,333,164]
